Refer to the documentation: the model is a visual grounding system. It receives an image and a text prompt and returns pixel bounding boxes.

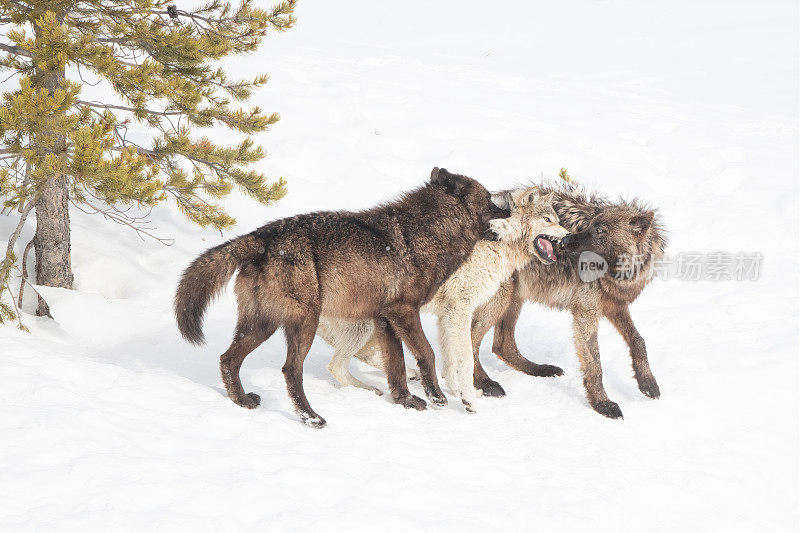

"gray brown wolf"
[174,168,511,427]
[468,183,666,418]
[318,187,568,412]
[332,183,665,419]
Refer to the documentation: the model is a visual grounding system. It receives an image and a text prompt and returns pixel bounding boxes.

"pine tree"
[0,0,296,323]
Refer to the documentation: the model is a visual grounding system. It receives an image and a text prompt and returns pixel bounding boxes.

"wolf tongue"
[538,237,554,257]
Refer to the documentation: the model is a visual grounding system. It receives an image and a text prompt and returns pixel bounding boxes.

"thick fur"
[318,187,568,411]
[175,168,510,427]
[320,182,666,419]
[469,182,667,418]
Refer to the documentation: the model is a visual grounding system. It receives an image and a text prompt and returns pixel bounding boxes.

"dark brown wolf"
[174,168,510,427]
[469,184,666,418]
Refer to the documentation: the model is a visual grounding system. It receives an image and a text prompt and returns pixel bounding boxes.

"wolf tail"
[174,234,262,345]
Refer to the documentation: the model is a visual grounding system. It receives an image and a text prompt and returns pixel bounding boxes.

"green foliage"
[558,167,573,184]
[0,249,27,330]
[0,0,296,324]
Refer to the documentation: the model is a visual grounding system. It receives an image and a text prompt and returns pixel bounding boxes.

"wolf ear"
[490,190,515,211]
[630,211,654,234]
[516,187,548,207]
[431,167,468,196]
[541,191,555,204]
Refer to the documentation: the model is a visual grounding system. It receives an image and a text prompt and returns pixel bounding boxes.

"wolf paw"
[592,400,623,419]
[398,394,427,411]
[476,379,506,398]
[462,399,476,414]
[233,392,260,409]
[637,375,661,399]
[525,363,564,377]
[299,412,327,429]
[427,391,448,407]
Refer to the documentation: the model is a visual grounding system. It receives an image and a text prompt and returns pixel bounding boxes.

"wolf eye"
[544,217,552,223]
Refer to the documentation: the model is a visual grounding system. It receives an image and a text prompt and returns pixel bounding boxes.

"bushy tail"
[174,234,261,345]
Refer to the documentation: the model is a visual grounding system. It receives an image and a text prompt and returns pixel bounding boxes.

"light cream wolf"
[317,187,568,412]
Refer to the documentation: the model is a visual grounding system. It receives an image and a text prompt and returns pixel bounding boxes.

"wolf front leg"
[470,312,506,398]
[438,305,478,412]
[571,302,623,419]
[381,303,448,406]
[373,317,426,410]
[492,290,564,377]
[605,304,660,399]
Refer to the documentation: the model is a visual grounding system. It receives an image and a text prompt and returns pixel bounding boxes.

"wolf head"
[561,204,657,279]
[488,188,569,264]
[430,167,511,240]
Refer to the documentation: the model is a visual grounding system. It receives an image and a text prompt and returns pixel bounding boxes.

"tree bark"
[32,25,73,316]
[33,173,73,316]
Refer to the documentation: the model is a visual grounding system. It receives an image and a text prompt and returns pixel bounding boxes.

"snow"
[1,1,798,530]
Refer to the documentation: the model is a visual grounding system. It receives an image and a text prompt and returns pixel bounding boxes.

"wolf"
[466,183,666,419]
[174,167,511,427]
[330,183,665,419]
[317,187,569,412]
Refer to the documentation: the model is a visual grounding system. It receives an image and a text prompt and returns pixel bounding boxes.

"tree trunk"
[33,174,73,316]
[32,52,73,316]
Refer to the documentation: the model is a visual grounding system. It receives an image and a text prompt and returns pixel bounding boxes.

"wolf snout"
[560,233,584,255]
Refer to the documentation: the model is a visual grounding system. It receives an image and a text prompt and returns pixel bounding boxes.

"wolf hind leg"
[606,305,660,399]
[353,337,421,381]
[220,318,279,409]
[328,352,382,395]
[283,312,327,428]
[319,319,382,395]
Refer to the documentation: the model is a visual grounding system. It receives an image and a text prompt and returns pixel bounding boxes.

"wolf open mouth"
[534,235,559,263]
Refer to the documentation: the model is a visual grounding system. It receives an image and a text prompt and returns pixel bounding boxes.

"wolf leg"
[606,305,660,399]
[327,353,382,395]
[353,335,384,368]
[327,350,382,395]
[470,313,506,398]
[382,304,447,406]
[220,319,279,409]
[493,292,564,377]
[373,317,426,410]
[350,330,423,381]
[319,319,383,395]
[283,313,327,428]
[470,284,518,397]
[438,306,477,412]
[572,304,622,419]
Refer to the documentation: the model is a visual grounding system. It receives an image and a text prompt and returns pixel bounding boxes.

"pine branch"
[16,235,32,306]
[0,42,31,57]
[71,199,175,245]
[75,99,183,117]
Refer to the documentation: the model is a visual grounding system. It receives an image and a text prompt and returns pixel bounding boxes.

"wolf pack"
[175,167,666,427]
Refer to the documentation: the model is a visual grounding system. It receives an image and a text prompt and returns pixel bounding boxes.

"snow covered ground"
[2,1,798,530]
